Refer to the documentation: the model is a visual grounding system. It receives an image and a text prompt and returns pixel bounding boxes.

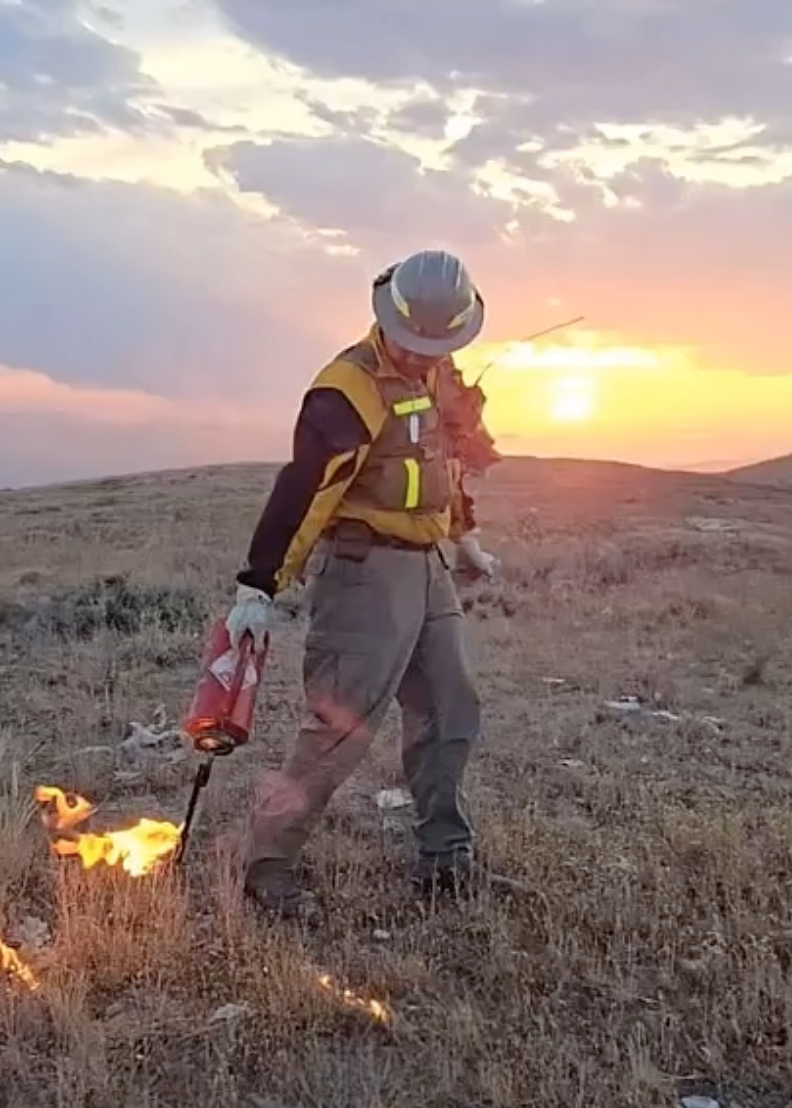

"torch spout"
[173,758,214,866]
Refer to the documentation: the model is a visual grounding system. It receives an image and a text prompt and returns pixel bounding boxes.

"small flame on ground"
[35,785,95,831]
[35,785,182,878]
[1,934,40,991]
[317,973,390,1024]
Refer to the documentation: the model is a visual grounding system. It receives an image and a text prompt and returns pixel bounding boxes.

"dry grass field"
[2,456,792,1108]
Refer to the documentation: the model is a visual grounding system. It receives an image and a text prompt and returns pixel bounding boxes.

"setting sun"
[547,374,597,423]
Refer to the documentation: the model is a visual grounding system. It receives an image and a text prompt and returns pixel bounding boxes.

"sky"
[1,0,791,487]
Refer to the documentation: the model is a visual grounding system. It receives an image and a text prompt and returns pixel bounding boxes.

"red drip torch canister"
[183,617,269,755]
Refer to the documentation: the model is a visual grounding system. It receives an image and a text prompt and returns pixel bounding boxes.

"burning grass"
[34,785,183,877]
[2,460,792,1106]
[0,933,39,991]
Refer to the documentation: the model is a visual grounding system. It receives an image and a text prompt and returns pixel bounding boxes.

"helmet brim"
[372,281,484,356]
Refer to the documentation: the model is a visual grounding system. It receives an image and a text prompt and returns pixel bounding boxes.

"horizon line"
[1,449,775,496]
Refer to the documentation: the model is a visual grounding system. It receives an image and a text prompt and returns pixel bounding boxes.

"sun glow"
[455,331,792,470]
[548,374,597,423]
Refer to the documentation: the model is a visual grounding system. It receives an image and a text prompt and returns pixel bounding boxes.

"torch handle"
[226,632,253,708]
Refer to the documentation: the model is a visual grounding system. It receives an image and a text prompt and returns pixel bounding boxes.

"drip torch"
[175,617,269,864]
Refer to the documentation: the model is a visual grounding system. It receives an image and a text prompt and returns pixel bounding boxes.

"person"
[225,248,499,919]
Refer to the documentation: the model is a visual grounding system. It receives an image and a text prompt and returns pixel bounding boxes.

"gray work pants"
[244,535,481,890]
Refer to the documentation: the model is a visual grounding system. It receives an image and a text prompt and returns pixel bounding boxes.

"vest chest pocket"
[389,399,449,512]
[392,395,432,443]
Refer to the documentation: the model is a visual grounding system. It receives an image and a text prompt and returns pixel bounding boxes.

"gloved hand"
[225,584,272,651]
[455,532,500,579]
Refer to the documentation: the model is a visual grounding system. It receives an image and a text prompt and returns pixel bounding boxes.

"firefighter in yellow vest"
[226,249,495,918]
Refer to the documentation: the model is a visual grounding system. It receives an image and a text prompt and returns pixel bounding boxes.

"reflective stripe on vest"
[403,458,420,509]
[393,396,432,417]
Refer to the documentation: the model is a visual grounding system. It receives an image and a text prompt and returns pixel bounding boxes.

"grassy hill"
[1,457,792,1107]
[725,452,792,489]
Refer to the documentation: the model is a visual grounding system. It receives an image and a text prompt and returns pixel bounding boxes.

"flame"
[34,786,182,877]
[1,933,40,991]
[317,973,390,1024]
[35,785,96,831]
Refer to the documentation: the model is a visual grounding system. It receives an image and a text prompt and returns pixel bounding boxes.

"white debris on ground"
[603,696,681,723]
[208,1003,252,1026]
[685,516,739,534]
[375,787,414,835]
[58,705,190,793]
[120,703,186,768]
[680,1096,720,1108]
[599,696,726,732]
[375,788,412,811]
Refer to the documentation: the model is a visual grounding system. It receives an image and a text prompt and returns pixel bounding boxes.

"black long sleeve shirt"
[236,387,371,597]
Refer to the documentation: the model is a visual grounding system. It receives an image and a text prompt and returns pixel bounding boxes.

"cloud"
[0,161,371,401]
[387,95,450,141]
[202,124,792,377]
[0,0,156,142]
[214,0,792,198]
[0,363,293,488]
[203,0,792,373]
[206,134,515,248]
[213,0,792,127]
[152,103,247,134]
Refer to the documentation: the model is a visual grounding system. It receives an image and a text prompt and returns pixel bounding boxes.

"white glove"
[225,584,272,651]
[456,533,500,579]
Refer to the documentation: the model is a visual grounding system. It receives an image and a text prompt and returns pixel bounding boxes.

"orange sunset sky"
[1,1,790,487]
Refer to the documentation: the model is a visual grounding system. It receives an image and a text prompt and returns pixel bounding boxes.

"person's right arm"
[236,387,371,599]
[236,360,387,598]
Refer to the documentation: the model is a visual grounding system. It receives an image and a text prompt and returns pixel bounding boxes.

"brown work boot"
[243,870,322,925]
[412,854,528,902]
[411,852,473,898]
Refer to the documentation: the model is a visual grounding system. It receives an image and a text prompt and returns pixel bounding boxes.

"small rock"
[603,696,644,714]
[601,698,681,724]
[17,915,51,949]
[686,516,738,534]
[648,709,681,724]
[375,788,412,811]
[5,915,51,949]
[209,1003,252,1025]
[113,769,145,786]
